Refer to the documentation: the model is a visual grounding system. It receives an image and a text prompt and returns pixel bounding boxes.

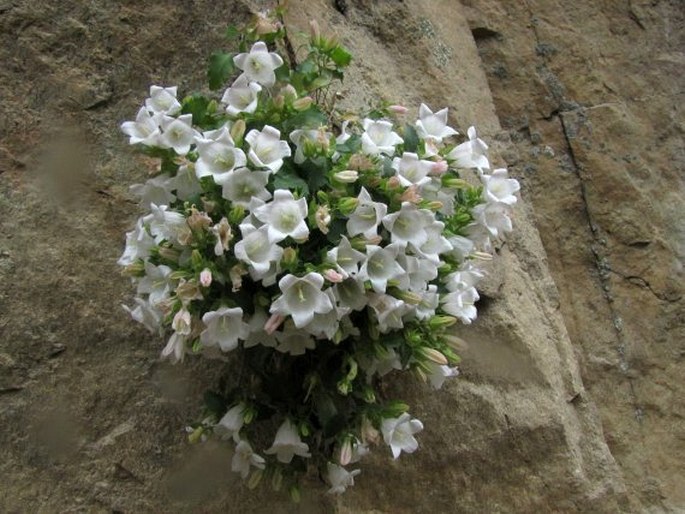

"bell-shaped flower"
[122,297,162,334]
[382,202,433,248]
[414,220,452,263]
[346,187,387,238]
[358,244,405,294]
[121,106,161,146]
[275,323,316,355]
[195,128,247,180]
[201,307,249,352]
[302,290,349,339]
[415,284,440,320]
[221,75,262,116]
[361,347,402,378]
[253,189,309,243]
[368,293,412,333]
[290,128,332,164]
[159,114,198,155]
[381,413,424,459]
[447,126,490,170]
[233,41,284,87]
[245,125,291,173]
[234,224,283,278]
[243,308,278,349]
[215,403,246,439]
[472,202,513,238]
[146,203,187,244]
[118,217,155,266]
[445,264,485,292]
[264,419,311,463]
[232,439,266,479]
[392,152,433,187]
[326,463,361,495]
[333,277,368,311]
[129,174,176,209]
[270,272,333,328]
[137,261,174,305]
[426,362,459,390]
[481,168,520,205]
[217,167,271,207]
[399,254,437,292]
[172,164,203,201]
[440,286,479,324]
[415,104,458,146]
[360,118,403,156]
[327,236,366,277]
[161,332,186,363]
[447,234,475,262]
[145,85,181,116]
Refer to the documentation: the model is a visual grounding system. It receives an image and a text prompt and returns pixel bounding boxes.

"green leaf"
[208,52,235,90]
[181,94,211,127]
[273,167,309,195]
[402,124,419,153]
[225,25,240,39]
[329,45,352,67]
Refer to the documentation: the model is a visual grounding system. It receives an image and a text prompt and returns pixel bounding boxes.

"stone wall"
[0,0,681,511]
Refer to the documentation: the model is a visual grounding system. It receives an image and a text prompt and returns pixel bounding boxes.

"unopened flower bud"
[289,485,301,504]
[273,94,285,110]
[388,104,408,115]
[292,96,313,111]
[337,197,359,215]
[473,251,493,261]
[394,289,422,305]
[400,185,421,204]
[281,84,297,102]
[264,313,285,335]
[386,176,401,189]
[443,176,469,189]
[199,268,212,287]
[334,170,358,183]
[188,426,204,444]
[230,119,246,145]
[309,19,321,42]
[361,417,380,444]
[271,468,283,491]
[425,200,443,211]
[339,438,353,466]
[228,205,245,225]
[365,234,383,246]
[430,160,449,175]
[282,247,298,267]
[158,245,181,263]
[122,261,145,277]
[421,347,448,366]
[429,315,457,330]
[190,249,204,270]
[323,269,344,283]
[442,334,468,351]
[247,469,264,489]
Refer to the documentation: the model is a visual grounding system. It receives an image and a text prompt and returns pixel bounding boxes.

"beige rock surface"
[0,0,679,512]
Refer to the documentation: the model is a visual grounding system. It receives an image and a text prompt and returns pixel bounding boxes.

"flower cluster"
[119,13,519,499]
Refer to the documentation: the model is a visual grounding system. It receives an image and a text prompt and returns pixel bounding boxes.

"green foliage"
[208,51,235,90]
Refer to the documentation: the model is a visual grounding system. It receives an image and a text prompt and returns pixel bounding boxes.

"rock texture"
[0,0,680,512]
[464,1,685,510]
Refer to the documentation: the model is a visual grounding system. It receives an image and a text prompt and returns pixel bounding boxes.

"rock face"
[0,0,680,513]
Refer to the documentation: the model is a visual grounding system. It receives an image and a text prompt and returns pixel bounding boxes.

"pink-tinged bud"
[361,417,380,445]
[430,160,449,175]
[280,84,298,102]
[400,185,422,204]
[365,234,383,245]
[199,268,212,287]
[388,104,408,115]
[264,313,286,335]
[273,94,285,110]
[339,439,353,466]
[309,19,321,42]
[323,269,344,283]
[386,176,401,189]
